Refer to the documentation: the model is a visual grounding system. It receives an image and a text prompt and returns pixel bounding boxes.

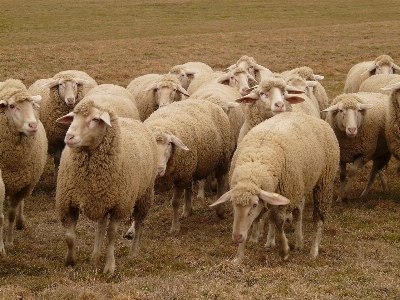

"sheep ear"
[226,64,237,71]
[258,190,290,206]
[359,104,373,110]
[381,82,400,91]
[236,92,259,103]
[253,64,270,72]
[42,79,61,88]
[100,112,112,127]
[216,73,231,85]
[323,104,339,112]
[184,69,198,77]
[75,79,89,86]
[0,100,7,109]
[170,134,189,150]
[143,83,158,92]
[176,85,190,97]
[31,95,42,102]
[306,81,318,88]
[392,63,400,73]
[361,63,377,75]
[56,112,75,123]
[209,190,232,207]
[314,74,324,80]
[248,74,258,84]
[284,93,305,104]
[227,101,240,108]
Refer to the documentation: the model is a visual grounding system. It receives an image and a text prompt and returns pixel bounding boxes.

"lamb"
[144,99,233,233]
[343,55,400,93]
[28,70,98,178]
[168,61,213,90]
[323,92,391,202]
[55,96,158,274]
[227,55,273,84]
[210,111,339,263]
[235,76,306,143]
[359,74,400,96]
[187,67,256,96]
[0,79,48,252]
[126,73,190,121]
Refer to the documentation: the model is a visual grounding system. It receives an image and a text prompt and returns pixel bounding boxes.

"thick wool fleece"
[344,55,396,93]
[29,70,97,156]
[325,92,389,164]
[0,79,48,197]
[385,87,400,161]
[359,74,400,96]
[186,71,225,95]
[230,112,339,220]
[56,99,157,223]
[144,99,232,190]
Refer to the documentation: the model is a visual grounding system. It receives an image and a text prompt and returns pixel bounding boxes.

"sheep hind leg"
[343,157,365,201]
[275,215,289,260]
[64,208,79,267]
[0,196,4,256]
[91,216,108,267]
[310,215,323,259]
[103,217,119,274]
[195,179,205,199]
[182,186,192,218]
[170,186,184,233]
[361,154,391,197]
[292,197,305,251]
[54,149,62,180]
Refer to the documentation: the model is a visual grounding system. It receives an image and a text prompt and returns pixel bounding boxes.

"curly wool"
[374,54,394,66]
[359,74,400,96]
[385,86,400,161]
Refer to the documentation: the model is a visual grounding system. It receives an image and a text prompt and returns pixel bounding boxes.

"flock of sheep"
[1,54,400,274]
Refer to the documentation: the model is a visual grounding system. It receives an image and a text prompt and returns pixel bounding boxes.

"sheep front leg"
[171,185,185,233]
[310,215,324,259]
[103,217,119,274]
[91,216,108,266]
[361,154,391,197]
[343,157,365,201]
[233,240,246,264]
[6,194,24,246]
[275,214,289,260]
[214,173,227,219]
[16,200,25,230]
[0,199,4,256]
[292,197,305,251]
[337,162,347,202]
[64,208,79,267]
[182,186,193,218]
[196,179,206,199]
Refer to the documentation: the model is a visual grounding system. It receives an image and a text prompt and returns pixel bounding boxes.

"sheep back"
[359,74,400,96]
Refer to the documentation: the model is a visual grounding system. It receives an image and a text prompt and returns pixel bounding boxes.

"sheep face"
[145,82,190,108]
[169,68,197,90]
[42,77,89,107]
[155,131,189,177]
[0,94,41,136]
[57,107,111,150]
[324,99,373,137]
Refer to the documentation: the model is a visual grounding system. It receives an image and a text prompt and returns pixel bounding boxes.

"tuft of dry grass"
[1,1,400,299]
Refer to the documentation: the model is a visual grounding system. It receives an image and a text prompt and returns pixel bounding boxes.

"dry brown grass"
[1,0,400,299]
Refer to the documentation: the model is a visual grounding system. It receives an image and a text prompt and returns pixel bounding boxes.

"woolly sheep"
[144,99,233,232]
[235,76,306,143]
[168,61,213,90]
[227,55,273,84]
[126,73,190,121]
[28,70,98,178]
[210,112,339,263]
[56,97,157,274]
[359,74,400,96]
[0,79,48,251]
[187,67,256,96]
[343,55,400,93]
[323,92,391,202]
[0,170,5,256]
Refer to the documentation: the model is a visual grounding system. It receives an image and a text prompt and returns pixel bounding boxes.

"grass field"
[1,0,400,299]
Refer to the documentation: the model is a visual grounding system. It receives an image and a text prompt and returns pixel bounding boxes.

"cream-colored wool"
[187,71,226,94]
[0,79,48,248]
[325,92,390,200]
[169,61,213,90]
[126,73,189,121]
[343,55,399,93]
[359,74,400,96]
[385,83,400,161]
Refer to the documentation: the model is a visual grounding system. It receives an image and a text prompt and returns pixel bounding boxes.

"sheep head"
[42,77,89,107]
[217,67,256,96]
[144,75,190,107]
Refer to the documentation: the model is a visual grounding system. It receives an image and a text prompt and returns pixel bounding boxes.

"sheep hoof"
[91,254,101,266]
[16,219,25,230]
[233,257,243,264]
[282,253,290,261]
[0,247,6,257]
[170,225,181,234]
[181,210,191,218]
[123,231,134,240]
[265,241,276,249]
[103,264,115,274]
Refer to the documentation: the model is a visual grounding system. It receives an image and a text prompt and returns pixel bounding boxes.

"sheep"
[28,70,98,178]
[144,99,233,233]
[323,92,391,202]
[359,74,400,96]
[55,96,158,274]
[227,55,273,84]
[84,84,140,120]
[0,171,5,256]
[210,111,339,263]
[187,67,256,96]
[0,79,48,251]
[168,61,213,90]
[235,76,306,143]
[343,55,400,93]
[126,73,190,121]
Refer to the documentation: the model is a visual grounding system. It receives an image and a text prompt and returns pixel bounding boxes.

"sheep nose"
[66,97,75,106]
[275,101,284,109]
[348,127,357,134]
[28,122,37,129]
[232,234,243,243]
[65,133,74,141]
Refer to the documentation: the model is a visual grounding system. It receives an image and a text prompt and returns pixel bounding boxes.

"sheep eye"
[252,203,257,208]
[260,92,265,96]
[249,66,254,69]
[92,118,100,122]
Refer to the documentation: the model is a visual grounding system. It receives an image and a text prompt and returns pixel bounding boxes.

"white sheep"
[0,170,5,256]
[168,61,214,90]
[56,96,158,274]
[0,79,48,251]
[235,76,306,143]
[126,73,190,121]
[323,92,391,201]
[144,99,233,232]
[227,55,273,84]
[28,70,98,178]
[210,111,339,263]
[359,74,400,96]
[187,67,256,96]
[343,55,400,93]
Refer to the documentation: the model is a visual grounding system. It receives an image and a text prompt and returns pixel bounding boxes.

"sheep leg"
[361,154,391,197]
[91,216,108,266]
[265,222,276,248]
[292,197,305,251]
[249,209,266,243]
[214,173,227,219]
[337,162,347,202]
[6,194,25,246]
[64,208,79,267]
[54,149,62,179]
[103,217,119,274]
[342,158,365,201]
[0,197,4,256]
[233,240,246,264]
[275,214,289,260]
[310,215,324,259]
[171,185,184,233]
[196,179,206,199]
[16,200,25,230]
[182,187,192,218]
